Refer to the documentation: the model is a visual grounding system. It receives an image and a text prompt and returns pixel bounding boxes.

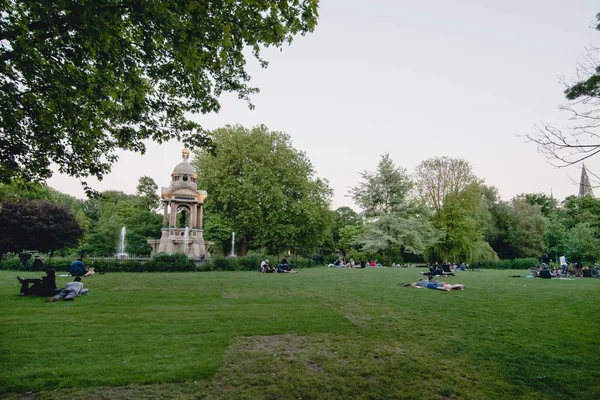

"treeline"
[1,125,599,267]
[334,155,599,266]
[0,179,162,258]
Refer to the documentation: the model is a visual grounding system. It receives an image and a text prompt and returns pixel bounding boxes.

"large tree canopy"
[0,0,319,191]
[350,154,438,267]
[414,157,492,263]
[193,124,332,256]
[0,198,83,255]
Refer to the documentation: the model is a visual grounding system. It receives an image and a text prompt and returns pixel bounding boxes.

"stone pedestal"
[148,228,210,259]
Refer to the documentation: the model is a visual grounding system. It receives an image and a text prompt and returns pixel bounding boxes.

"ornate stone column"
[190,205,197,229]
[170,202,177,227]
[199,204,204,229]
[162,202,168,227]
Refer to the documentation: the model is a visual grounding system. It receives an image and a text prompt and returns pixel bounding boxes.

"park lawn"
[0,268,599,399]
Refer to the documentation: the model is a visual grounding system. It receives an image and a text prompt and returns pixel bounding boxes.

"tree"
[561,195,600,231]
[337,225,363,255]
[526,13,600,168]
[0,199,83,255]
[414,157,492,262]
[192,124,332,256]
[522,193,559,218]
[428,183,493,262]
[330,206,362,252]
[136,176,160,212]
[349,154,438,267]
[0,1,320,191]
[504,198,547,258]
[566,222,600,263]
[487,196,548,259]
[77,189,161,256]
[414,157,480,214]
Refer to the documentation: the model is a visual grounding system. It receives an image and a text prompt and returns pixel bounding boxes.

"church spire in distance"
[578,164,594,198]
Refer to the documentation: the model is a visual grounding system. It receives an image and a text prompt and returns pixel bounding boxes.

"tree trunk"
[240,236,249,256]
[387,246,392,268]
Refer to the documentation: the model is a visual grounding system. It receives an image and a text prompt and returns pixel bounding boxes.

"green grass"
[1,268,599,399]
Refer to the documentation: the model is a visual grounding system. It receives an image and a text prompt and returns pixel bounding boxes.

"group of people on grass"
[259,257,297,273]
[17,258,90,302]
[533,253,599,279]
[328,257,382,268]
[419,262,470,277]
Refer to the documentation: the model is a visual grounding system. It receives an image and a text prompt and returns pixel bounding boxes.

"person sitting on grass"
[260,259,277,273]
[277,257,297,273]
[420,263,443,276]
[538,264,552,279]
[46,277,84,302]
[17,269,58,297]
[69,258,95,277]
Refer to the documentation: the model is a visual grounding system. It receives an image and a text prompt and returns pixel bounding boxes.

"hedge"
[471,258,540,270]
[0,254,326,272]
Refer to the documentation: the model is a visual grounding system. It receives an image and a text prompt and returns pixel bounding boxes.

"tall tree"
[193,125,332,256]
[136,176,160,212]
[522,193,558,218]
[0,199,83,255]
[565,222,600,263]
[487,196,548,259]
[0,1,320,191]
[330,206,362,252]
[414,157,491,262]
[505,198,547,258]
[414,157,480,214]
[350,154,438,267]
[429,183,493,262]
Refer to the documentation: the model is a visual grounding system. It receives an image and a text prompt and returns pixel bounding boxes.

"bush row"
[0,253,325,272]
[471,258,540,270]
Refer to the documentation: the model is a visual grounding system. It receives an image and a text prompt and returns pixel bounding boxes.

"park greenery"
[3,126,600,268]
[0,0,320,193]
[192,124,332,256]
[1,268,599,399]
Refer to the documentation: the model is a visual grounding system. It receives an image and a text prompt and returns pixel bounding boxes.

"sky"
[47,0,600,210]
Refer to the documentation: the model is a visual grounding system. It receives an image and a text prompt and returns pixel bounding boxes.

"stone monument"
[148,149,210,258]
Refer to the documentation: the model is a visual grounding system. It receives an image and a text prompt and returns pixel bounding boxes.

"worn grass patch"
[1,268,599,399]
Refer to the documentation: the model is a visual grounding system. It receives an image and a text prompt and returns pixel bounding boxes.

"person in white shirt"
[46,277,84,302]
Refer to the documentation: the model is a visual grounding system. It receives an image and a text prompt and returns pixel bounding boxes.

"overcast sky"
[48,0,600,210]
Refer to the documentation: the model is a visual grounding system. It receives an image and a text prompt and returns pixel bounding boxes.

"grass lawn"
[1,267,599,399]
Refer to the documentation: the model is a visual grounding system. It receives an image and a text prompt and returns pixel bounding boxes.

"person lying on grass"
[408,276,466,291]
[46,277,84,302]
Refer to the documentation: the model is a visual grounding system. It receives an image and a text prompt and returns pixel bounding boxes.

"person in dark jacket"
[18,269,58,296]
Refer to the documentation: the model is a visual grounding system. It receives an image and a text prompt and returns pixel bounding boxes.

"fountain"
[116,227,128,258]
[183,227,190,254]
[229,232,236,257]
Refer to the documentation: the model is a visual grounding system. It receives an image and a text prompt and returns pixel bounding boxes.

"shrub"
[44,258,73,272]
[145,253,195,272]
[472,258,539,270]
[236,254,263,271]
[0,257,22,270]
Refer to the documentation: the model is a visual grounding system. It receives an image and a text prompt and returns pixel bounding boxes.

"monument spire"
[578,164,594,198]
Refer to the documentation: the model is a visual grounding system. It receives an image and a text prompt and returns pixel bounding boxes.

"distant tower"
[578,164,594,198]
